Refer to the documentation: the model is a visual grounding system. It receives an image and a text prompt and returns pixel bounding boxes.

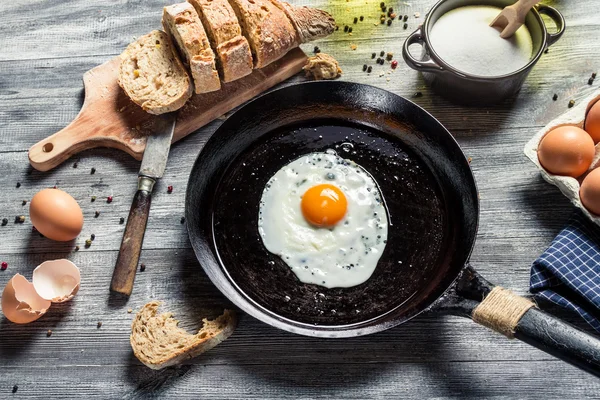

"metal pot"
[402,0,565,105]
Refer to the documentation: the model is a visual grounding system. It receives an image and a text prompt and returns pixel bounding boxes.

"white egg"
[258,150,388,288]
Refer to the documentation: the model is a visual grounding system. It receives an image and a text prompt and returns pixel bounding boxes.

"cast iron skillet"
[185,81,600,377]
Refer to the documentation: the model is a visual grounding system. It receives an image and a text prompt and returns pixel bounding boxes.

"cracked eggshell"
[2,274,51,324]
[33,259,81,303]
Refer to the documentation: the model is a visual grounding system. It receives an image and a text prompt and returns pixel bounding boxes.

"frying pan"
[185,81,600,377]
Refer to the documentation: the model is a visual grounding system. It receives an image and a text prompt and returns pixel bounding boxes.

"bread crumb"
[350,44,357,50]
[303,53,342,81]
[128,308,133,313]
[414,12,420,17]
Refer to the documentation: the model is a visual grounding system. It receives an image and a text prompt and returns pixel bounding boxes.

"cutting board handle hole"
[43,143,54,153]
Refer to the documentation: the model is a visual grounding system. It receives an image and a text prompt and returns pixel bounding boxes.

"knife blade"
[110,112,177,296]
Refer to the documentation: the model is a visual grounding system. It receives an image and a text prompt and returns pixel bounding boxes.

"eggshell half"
[32,259,80,303]
[1,274,51,324]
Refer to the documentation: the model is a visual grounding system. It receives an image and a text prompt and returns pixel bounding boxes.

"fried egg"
[258,150,388,288]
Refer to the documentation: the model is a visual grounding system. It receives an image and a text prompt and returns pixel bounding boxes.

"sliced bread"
[131,301,237,370]
[188,0,253,82]
[162,3,221,94]
[118,30,192,115]
[227,0,299,69]
[270,1,335,43]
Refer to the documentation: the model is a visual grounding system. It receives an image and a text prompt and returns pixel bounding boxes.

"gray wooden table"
[1,0,600,398]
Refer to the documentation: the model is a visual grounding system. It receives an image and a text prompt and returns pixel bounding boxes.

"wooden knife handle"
[110,176,155,295]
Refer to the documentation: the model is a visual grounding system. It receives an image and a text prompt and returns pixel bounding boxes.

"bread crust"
[162,3,221,94]
[130,301,237,370]
[118,30,192,114]
[188,0,253,82]
[227,0,299,69]
[270,0,335,43]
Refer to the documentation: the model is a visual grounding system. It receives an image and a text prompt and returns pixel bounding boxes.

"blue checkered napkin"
[530,211,600,333]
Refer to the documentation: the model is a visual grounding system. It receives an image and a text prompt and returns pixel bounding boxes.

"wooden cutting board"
[28,48,308,171]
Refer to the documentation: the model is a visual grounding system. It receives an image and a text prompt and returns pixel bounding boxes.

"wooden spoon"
[490,0,539,39]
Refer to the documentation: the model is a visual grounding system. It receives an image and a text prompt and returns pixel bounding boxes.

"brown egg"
[580,168,600,215]
[29,188,83,241]
[538,126,595,178]
[585,100,600,143]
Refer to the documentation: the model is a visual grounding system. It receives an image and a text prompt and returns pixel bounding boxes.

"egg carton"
[524,88,600,225]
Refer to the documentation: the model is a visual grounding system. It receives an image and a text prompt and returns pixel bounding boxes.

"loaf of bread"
[188,0,254,83]
[162,3,221,94]
[130,301,237,370]
[118,30,192,114]
[228,0,299,69]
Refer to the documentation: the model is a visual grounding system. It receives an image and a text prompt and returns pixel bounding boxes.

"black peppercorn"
[381,5,386,12]
[180,216,186,224]
[97,321,103,328]
[335,25,339,31]
[403,22,408,29]
[73,162,78,168]
[387,19,392,26]
[593,72,597,79]
[343,25,348,32]
[140,263,146,272]
[544,48,549,54]
[91,196,96,202]
[12,385,18,394]
[90,233,95,241]
[353,17,358,24]
[380,1,385,7]
[119,217,125,224]
[1,218,7,226]
[362,64,367,71]
[359,16,364,21]
[380,51,385,57]
[403,15,408,22]
[552,93,558,101]
[371,52,376,59]
[313,46,320,53]
[589,77,595,85]
[95,211,100,218]
[91,167,96,174]
[22,200,27,206]
[414,92,423,97]
[16,182,21,188]
[348,27,353,33]
[367,66,372,73]
[380,18,385,24]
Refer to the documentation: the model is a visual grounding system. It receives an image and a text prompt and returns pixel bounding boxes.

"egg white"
[258,150,388,288]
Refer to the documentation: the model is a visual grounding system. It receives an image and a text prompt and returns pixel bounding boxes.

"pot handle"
[402,28,444,73]
[537,4,566,48]
[439,266,600,377]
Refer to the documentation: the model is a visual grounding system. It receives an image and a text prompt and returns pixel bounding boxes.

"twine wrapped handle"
[472,287,536,338]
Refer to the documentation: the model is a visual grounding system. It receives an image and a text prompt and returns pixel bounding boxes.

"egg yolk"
[301,184,347,227]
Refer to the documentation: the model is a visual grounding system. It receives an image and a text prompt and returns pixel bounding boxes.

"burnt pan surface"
[186,82,479,336]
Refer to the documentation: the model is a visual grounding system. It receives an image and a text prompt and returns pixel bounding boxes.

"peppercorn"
[403,22,408,29]
[75,245,80,251]
[16,182,21,188]
[91,167,96,174]
[589,77,594,85]
[343,25,348,32]
[167,185,173,193]
[367,66,372,73]
[91,196,96,202]
[140,263,146,272]
[85,239,92,248]
[97,321,103,329]
[353,17,358,24]
[1,262,7,271]
[180,216,186,224]
[107,196,113,203]
[53,185,57,189]
[414,92,423,97]
[16,216,25,223]
[95,211,100,218]
[359,16,364,21]
[380,1,385,7]
[22,200,27,206]
[568,100,575,108]
[387,19,392,26]
[12,385,18,394]
[120,217,125,224]
[389,7,394,13]
[552,93,558,101]
[386,52,393,61]
[47,330,52,337]
[335,25,339,31]
[90,233,95,241]
[363,64,367,72]
[381,5,386,12]
[348,27,353,33]
[1,218,7,226]
[544,48,549,54]
[593,72,597,79]
[313,46,320,53]
[371,52,376,59]
[73,162,78,168]
[380,18,385,24]
[380,51,385,57]
[391,60,398,69]
[403,15,408,22]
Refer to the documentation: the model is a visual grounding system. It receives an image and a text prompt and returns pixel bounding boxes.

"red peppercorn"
[391,60,398,69]
[167,186,173,193]
[107,196,113,203]
[1,262,7,270]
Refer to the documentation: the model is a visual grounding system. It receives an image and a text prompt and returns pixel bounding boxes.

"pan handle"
[439,265,600,377]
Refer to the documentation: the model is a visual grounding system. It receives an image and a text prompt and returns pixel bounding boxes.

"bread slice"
[227,0,299,69]
[130,301,237,370]
[270,1,335,43]
[162,3,221,94]
[118,30,192,115]
[188,0,253,82]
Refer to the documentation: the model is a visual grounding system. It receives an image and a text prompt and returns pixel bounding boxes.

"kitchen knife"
[110,112,177,295]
